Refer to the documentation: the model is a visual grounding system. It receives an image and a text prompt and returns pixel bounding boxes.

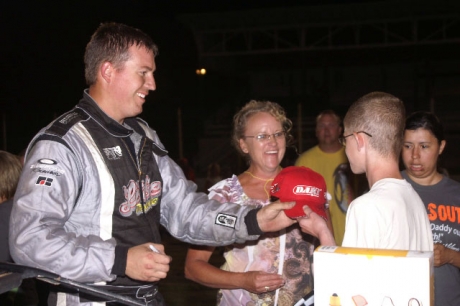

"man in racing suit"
[9,22,295,305]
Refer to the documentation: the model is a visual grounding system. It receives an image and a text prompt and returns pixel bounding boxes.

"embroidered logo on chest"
[103,146,122,160]
[119,175,162,217]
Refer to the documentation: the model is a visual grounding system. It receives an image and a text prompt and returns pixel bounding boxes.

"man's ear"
[100,62,113,83]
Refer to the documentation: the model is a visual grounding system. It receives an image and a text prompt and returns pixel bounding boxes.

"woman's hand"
[241,271,285,294]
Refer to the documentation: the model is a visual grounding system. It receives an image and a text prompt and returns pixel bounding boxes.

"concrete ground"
[159,229,224,306]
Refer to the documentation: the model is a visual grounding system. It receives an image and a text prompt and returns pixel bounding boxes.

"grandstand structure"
[178,0,460,179]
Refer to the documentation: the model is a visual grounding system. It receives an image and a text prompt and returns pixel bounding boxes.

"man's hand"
[126,243,172,282]
[256,201,296,232]
[241,271,285,294]
[298,205,336,246]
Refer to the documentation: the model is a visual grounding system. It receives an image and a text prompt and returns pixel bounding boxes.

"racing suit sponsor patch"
[38,158,57,165]
[59,112,79,124]
[30,164,64,176]
[215,213,237,229]
[103,146,122,160]
[119,175,161,217]
[35,176,53,187]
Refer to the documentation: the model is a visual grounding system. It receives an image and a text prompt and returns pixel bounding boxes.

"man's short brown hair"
[84,22,158,86]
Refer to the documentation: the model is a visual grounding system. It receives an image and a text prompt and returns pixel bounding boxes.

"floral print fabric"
[209,175,317,306]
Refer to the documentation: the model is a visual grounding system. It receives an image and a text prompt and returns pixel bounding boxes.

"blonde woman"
[185,101,319,306]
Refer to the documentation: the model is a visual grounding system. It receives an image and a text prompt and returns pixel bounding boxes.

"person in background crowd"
[298,92,433,252]
[0,151,22,262]
[295,110,354,245]
[204,162,222,191]
[8,23,296,306]
[401,111,460,305]
[177,157,196,182]
[185,100,324,306]
[0,150,39,305]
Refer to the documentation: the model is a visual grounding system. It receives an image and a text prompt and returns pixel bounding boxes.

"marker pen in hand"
[149,245,160,253]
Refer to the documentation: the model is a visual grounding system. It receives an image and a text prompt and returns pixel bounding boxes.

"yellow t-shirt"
[295,145,353,245]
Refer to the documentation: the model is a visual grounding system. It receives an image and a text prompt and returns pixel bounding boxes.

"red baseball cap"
[270,166,328,219]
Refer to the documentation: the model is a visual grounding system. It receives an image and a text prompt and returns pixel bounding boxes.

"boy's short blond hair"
[344,92,405,159]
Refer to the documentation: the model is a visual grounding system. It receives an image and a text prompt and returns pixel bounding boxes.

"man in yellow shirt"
[295,110,353,245]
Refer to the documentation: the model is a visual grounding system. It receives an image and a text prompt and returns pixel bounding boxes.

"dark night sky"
[0,0,381,157]
[0,0,198,155]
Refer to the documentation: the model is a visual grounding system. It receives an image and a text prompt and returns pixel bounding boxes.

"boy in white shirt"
[298,91,433,251]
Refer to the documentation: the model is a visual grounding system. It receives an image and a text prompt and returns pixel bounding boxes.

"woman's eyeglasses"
[244,131,286,143]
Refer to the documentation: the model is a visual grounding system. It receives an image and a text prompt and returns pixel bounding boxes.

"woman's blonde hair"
[232,100,294,159]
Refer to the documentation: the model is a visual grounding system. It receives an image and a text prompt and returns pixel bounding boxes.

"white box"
[314,246,434,306]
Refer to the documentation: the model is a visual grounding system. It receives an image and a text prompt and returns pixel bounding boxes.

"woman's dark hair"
[405,111,445,144]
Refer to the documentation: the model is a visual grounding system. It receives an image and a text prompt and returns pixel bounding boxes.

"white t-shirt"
[342,178,433,251]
